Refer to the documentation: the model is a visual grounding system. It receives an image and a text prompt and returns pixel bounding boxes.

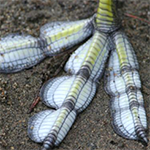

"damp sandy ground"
[0,0,150,150]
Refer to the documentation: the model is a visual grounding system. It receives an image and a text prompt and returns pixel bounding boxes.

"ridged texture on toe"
[105,31,148,144]
[40,17,94,56]
[40,75,97,113]
[0,17,94,73]
[65,31,110,81]
[28,108,77,148]
[0,33,44,73]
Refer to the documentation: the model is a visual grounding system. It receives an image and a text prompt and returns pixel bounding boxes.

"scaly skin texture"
[0,0,148,150]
